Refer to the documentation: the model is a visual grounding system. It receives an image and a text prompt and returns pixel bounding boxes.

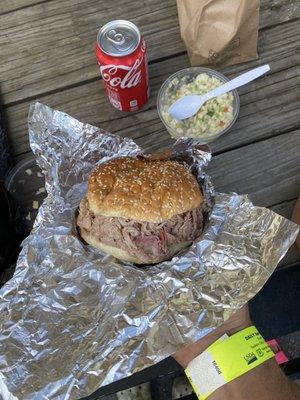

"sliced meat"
[77,198,203,263]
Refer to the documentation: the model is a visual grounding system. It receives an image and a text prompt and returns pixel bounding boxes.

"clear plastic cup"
[5,156,46,233]
[157,67,240,143]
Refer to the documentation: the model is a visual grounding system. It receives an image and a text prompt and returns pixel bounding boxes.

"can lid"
[97,20,141,57]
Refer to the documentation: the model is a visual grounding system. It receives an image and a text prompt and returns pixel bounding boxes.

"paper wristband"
[185,326,274,400]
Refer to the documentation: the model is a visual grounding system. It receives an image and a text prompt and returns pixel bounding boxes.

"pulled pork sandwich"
[77,157,204,264]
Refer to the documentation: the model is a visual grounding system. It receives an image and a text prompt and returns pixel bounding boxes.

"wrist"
[173,306,252,368]
[185,325,274,400]
[206,359,275,400]
[207,358,299,400]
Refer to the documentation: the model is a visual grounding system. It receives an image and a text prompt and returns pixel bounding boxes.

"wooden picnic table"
[0,2,300,398]
[0,1,299,256]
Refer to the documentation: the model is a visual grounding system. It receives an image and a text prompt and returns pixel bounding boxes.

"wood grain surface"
[4,19,300,157]
[0,0,299,105]
[1,0,299,268]
[0,0,48,14]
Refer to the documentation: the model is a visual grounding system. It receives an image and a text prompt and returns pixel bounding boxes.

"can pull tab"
[106,29,125,46]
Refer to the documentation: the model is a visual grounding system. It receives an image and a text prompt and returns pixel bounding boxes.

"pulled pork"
[77,198,203,263]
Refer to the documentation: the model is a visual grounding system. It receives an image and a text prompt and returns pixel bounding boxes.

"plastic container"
[5,156,46,233]
[157,67,240,143]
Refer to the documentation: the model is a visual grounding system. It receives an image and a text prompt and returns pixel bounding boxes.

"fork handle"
[205,64,270,100]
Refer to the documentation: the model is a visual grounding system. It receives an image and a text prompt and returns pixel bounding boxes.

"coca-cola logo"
[140,38,146,53]
[100,57,143,89]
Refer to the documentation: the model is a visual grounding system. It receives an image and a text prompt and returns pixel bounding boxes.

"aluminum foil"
[0,102,298,400]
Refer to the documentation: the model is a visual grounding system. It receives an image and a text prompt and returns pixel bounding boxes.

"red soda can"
[95,20,150,112]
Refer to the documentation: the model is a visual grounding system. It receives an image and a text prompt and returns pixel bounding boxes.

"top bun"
[87,157,203,223]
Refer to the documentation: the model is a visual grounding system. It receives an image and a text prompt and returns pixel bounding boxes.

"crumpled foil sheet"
[0,102,299,400]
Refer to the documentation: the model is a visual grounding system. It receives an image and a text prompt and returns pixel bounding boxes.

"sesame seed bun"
[87,157,203,222]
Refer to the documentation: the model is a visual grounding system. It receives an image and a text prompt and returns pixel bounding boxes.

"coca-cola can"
[95,20,150,112]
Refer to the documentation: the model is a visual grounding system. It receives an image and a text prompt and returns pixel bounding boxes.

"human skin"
[173,306,300,400]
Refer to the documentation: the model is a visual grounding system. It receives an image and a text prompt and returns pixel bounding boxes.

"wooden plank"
[4,19,300,157]
[205,130,300,208]
[1,0,298,21]
[0,0,299,105]
[6,65,299,157]
[272,199,300,267]
[0,0,180,105]
[14,130,300,211]
[259,0,300,28]
[0,0,48,15]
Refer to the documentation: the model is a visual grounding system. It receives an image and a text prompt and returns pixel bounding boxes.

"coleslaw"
[161,73,234,139]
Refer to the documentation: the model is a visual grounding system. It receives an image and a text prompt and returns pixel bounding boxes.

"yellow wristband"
[185,326,274,400]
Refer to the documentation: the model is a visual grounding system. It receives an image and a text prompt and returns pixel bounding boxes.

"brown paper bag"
[177,0,259,68]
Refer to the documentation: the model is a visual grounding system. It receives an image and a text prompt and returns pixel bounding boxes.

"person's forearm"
[208,359,300,400]
[173,308,300,400]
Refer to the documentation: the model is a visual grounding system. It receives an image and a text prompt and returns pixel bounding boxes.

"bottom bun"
[80,229,191,265]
